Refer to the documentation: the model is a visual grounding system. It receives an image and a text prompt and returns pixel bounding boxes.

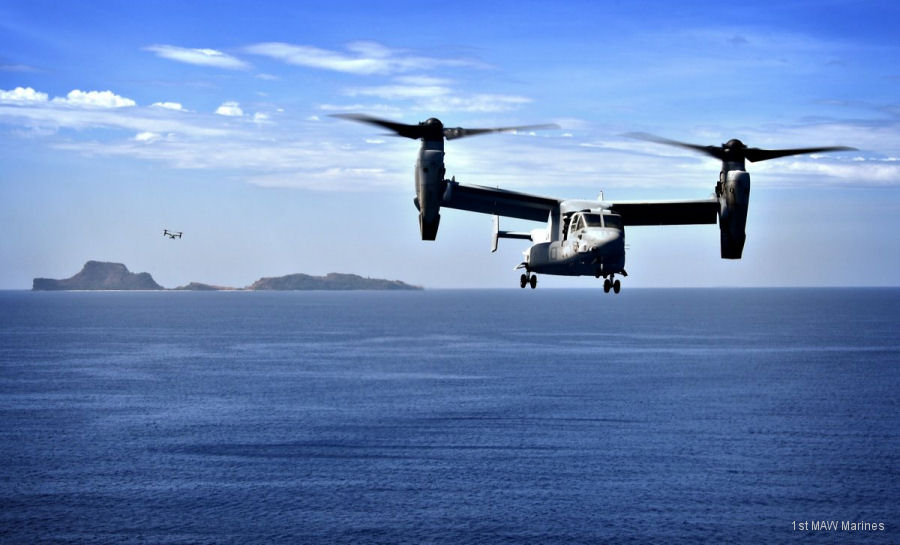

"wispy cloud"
[339,73,532,113]
[420,93,532,113]
[244,41,485,75]
[2,86,895,194]
[778,158,900,184]
[152,101,185,111]
[145,45,250,70]
[0,64,38,72]
[345,84,452,100]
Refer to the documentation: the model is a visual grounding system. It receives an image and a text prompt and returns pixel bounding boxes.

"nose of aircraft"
[580,227,623,254]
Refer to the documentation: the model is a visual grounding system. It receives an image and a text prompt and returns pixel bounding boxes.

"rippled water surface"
[1,289,898,544]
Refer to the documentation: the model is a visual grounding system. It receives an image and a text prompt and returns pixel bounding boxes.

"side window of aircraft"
[571,215,582,234]
[567,216,579,238]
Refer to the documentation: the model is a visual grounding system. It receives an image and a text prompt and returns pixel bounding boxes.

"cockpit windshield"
[582,214,605,227]
[569,212,622,233]
[604,214,622,229]
[581,213,623,229]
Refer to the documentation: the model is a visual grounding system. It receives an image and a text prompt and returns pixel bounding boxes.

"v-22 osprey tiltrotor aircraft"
[334,114,854,292]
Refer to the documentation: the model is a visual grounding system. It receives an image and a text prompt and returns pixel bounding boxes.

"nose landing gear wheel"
[603,278,611,293]
[520,274,528,289]
[613,279,621,294]
[529,275,537,289]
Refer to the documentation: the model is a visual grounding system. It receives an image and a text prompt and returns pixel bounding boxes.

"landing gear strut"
[520,272,537,289]
[602,275,621,294]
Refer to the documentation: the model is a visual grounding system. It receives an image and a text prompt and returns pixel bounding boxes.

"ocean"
[1,289,898,544]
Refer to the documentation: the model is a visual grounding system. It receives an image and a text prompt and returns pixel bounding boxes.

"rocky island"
[249,272,418,291]
[33,261,422,291]
[33,261,163,290]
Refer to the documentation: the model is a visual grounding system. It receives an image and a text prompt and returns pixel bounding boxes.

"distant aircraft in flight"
[163,229,182,239]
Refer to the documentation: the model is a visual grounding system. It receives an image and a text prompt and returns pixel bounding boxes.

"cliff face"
[33,261,164,291]
[249,272,421,291]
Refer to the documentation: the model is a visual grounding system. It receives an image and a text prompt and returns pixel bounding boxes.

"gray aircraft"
[334,115,854,292]
[163,229,182,239]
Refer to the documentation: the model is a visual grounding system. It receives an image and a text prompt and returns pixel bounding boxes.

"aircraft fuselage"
[526,224,625,277]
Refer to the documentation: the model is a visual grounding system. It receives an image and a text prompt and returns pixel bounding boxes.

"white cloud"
[252,112,270,123]
[0,102,231,137]
[215,101,243,117]
[780,159,900,184]
[2,87,136,109]
[244,41,485,75]
[152,101,185,111]
[3,86,896,194]
[52,90,136,108]
[135,131,162,142]
[145,44,250,70]
[0,86,49,103]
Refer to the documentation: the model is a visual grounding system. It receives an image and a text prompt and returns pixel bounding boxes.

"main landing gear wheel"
[520,273,537,289]
[603,276,622,294]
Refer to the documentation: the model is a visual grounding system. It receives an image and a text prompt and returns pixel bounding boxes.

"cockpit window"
[603,214,622,229]
[579,213,623,229]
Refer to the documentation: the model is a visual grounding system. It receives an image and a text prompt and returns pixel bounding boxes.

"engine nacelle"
[415,146,445,240]
[718,170,750,259]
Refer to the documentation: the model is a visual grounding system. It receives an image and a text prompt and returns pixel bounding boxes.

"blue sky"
[1,0,898,288]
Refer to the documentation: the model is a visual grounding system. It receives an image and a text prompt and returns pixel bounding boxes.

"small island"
[249,272,418,291]
[33,261,422,291]
[33,261,163,290]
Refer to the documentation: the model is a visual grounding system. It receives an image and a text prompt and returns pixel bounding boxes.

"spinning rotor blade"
[330,113,427,139]
[443,123,560,140]
[743,146,856,163]
[625,132,856,162]
[623,132,727,160]
[333,113,559,141]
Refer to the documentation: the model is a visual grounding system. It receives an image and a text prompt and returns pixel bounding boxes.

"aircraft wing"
[608,199,719,226]
[440,180,560,222]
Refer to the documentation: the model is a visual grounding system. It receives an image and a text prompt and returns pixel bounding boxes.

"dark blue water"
[1,289,898,544]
